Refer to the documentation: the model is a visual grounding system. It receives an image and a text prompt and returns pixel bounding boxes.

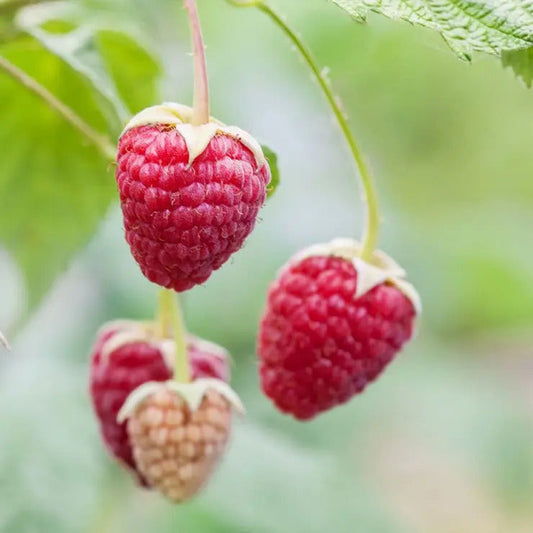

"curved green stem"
[183,0,210,125]
[0,55,116,161]
[226,0,379,260]
[157,288,172,338]
[158,289,191,383]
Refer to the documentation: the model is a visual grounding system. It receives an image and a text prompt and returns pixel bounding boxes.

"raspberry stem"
[226,1,380,261]
[158,289,191,383]
[0,54,116,161]
[183,0,210,125]
[157,288,172,337]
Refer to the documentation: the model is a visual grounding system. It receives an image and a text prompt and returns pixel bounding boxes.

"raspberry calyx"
[89,320,230,483]
[118,378,245,423]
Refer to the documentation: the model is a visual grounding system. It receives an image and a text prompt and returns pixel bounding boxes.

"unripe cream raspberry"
[118,379,243,502]
[89,320,230,484]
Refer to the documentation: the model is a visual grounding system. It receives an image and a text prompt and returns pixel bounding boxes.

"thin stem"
[226,0,380,260]
[158,289,191,383]
[157,288,173,337]
[183,0,210,125]
[0,330,9,350]
[0,55,116,161]
[170,293,190,383]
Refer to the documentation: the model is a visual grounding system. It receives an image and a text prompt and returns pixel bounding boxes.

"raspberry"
[257,239,420,420]
[89,320,229,484]
[116,103,271,291]
[119,379,243,502]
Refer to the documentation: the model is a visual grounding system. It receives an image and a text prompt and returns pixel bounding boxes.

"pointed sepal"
[121,102,267,170]
[290,238,421,314]
[117,378,244,424]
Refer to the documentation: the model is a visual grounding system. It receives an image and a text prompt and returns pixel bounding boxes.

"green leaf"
[502,46,533,87]
[262,144,280,198]
[0,39,116,310]
[330,0,533,60]
[15,2,163,126]
[96,30,160,115]
[0,3,161,315]
[16,2,129,131]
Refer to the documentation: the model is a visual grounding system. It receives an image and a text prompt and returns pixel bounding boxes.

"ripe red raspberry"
[116,103,271,291]
[119,379,242,503]
[89,320,229,484]
[257,239,420,420]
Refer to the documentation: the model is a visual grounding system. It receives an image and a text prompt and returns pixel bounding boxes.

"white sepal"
[121,102,196,130]
[351,256,390,299]
[121,102,267,170]
[289,238,421,314]
[188,335,229,361]
[98,321,230,372]
[117,379,244,424]
[96,319,144,338]
[392,278,422,315]
[100,332,177,371]
[100,329,151,362]
[165,379,244,414]
[158,335,229,370]
[117,381,166,423]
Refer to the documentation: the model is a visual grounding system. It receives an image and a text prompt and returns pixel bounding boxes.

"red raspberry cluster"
[89,321,229,484]
[90,86,420,505]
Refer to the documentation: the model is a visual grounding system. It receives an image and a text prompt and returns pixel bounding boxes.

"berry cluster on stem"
[226,1,380,260]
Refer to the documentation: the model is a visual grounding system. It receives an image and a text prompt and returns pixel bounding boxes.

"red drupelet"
[89,322,229,484]
[258,255,416,420]
[116,125,270,291]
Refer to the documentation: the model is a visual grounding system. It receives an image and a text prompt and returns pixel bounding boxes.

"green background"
[0,1,533,532]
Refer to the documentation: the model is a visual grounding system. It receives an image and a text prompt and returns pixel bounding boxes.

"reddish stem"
[184,0,210,125]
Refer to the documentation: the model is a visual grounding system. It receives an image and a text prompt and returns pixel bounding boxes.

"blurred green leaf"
[97,30,160,115]
[330,0,533,60]
[15,1,162,117]
[447,253,533,333]
[502,46,533,87]
[262,144,279,198]
[0,39,115,309]
[0,0,36,43]
[16,1,129,131]
[0,2,161,314]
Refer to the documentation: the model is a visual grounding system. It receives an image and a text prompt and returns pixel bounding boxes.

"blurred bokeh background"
[1,0,533,531]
